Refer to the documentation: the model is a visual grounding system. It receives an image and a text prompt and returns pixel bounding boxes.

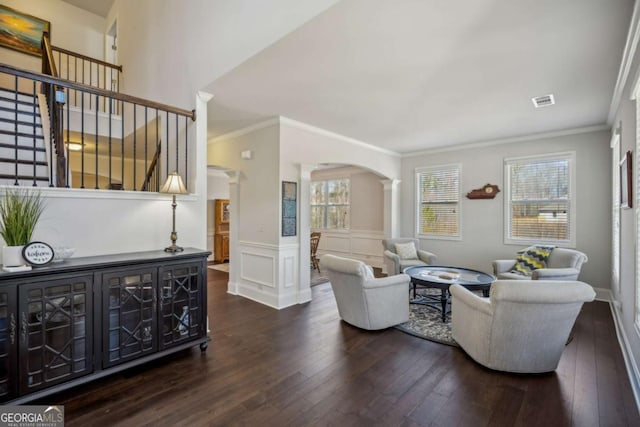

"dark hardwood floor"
[48,269,639,426]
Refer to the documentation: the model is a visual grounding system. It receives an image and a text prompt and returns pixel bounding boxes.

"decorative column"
[225,170,241,295]
[381,179,401,274]
[381,179,401,239]
[298,164,317,303]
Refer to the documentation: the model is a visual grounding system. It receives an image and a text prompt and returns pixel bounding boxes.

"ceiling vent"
[531,94,555,108]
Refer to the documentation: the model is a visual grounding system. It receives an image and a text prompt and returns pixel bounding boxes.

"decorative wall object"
[0,5,50,57]
[621,150,632,208]
[466,184,500,199]
[282,181,297,236]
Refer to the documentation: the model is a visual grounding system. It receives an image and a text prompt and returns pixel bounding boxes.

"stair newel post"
[54,88,67,188]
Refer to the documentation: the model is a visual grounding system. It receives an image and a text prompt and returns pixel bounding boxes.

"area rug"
[208,263,229,272]
[311,273,329,287]
[395,303,458,347]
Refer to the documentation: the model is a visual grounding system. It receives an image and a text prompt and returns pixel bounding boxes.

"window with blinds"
[416,164,460,238]
[311,179,350,229]
[505,152,575,245]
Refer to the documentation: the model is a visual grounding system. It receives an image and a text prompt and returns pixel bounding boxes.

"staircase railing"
[0,62,195,191]
[50,35,123,114]
[41,32,66,187]
[141,141,162,192]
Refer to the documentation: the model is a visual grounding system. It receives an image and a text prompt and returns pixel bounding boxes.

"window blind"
[417,165,460,237]
[506,154,572,243]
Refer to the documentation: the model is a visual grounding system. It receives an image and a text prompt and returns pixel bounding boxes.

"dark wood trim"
[0,63,195,120]
[41,32,58,78]
[51,45,123,72]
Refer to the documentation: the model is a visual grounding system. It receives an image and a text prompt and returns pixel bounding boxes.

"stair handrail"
[1,63,196,120]
[51,44,123,73]
[41,32,58,78]
[141,142,162,192]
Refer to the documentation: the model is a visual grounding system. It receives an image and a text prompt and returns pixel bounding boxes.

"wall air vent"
[531,94,555,108]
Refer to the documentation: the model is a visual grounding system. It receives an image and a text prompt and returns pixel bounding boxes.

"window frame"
[310,178,351,230]
[415,163,462,241]
[504,151,576,247]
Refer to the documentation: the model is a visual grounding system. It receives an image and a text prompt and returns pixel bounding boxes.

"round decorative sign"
[22,241,55,266]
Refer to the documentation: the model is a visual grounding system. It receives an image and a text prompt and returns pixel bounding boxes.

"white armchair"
[382,238,437,275]
[493,247,588,280]
[450,280,595,373]
[320,254,410,330]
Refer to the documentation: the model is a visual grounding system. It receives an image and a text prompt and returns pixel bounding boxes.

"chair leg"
[311,257,320,273]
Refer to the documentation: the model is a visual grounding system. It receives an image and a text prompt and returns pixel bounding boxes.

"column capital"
[381,179,401,190]
[225,170,241,184]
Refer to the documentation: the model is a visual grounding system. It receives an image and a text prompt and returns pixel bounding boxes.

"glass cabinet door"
[158,262,203,349]
[103,268,157,368]
[0,286,17,401]
[18,276,93,394]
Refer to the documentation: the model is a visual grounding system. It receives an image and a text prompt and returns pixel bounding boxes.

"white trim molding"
[611,0,640,120]
[315,229,385,268]
[610,301,640,415]
[234,240,304,309]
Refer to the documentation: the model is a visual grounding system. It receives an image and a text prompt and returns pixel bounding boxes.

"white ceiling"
[61,0,114,18]
[206,0,634,154]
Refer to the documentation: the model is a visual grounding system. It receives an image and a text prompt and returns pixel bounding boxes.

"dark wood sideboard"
[0,248,210,404]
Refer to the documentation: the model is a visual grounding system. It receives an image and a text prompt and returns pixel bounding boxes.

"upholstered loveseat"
[493,247,587,280]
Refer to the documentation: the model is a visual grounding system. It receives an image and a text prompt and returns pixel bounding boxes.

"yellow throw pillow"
[511,245,556,276]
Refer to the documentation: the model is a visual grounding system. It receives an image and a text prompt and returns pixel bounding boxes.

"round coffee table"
[404,265,496,322]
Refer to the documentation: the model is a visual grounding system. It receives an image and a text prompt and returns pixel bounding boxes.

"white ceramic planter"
[3,245,26,267]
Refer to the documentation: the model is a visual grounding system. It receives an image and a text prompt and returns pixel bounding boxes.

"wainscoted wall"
[230,241,304,309]
[315,229,385,268]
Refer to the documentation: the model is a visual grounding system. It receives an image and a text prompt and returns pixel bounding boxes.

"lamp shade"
[160,172,188,195]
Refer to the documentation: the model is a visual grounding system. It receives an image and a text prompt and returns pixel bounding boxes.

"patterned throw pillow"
[511,245,556,276]
[395,242,418,260]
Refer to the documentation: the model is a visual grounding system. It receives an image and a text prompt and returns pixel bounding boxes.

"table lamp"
[160,171,188,252]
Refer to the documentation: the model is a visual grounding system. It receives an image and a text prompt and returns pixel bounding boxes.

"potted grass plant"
[0,189,45,267]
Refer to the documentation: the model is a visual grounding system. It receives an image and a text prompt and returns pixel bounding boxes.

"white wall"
[108,0,341,107]
[1,1,345,259]
[609,6,640,404]
[279,118,402,182]
[206,117,401,308]
[401,129,612,289]
[1,0,105,72]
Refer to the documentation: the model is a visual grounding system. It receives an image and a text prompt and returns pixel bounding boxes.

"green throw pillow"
[511,245,556,276]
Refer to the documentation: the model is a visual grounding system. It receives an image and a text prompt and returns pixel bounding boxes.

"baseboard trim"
[593,286,611,302]
[609,300,640,414]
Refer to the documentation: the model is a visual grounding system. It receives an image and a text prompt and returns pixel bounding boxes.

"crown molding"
[208,118,280,143]
[609,0,640,120]
[401,124,610,158]
[278,116,401,157]
[208,116,401,158]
